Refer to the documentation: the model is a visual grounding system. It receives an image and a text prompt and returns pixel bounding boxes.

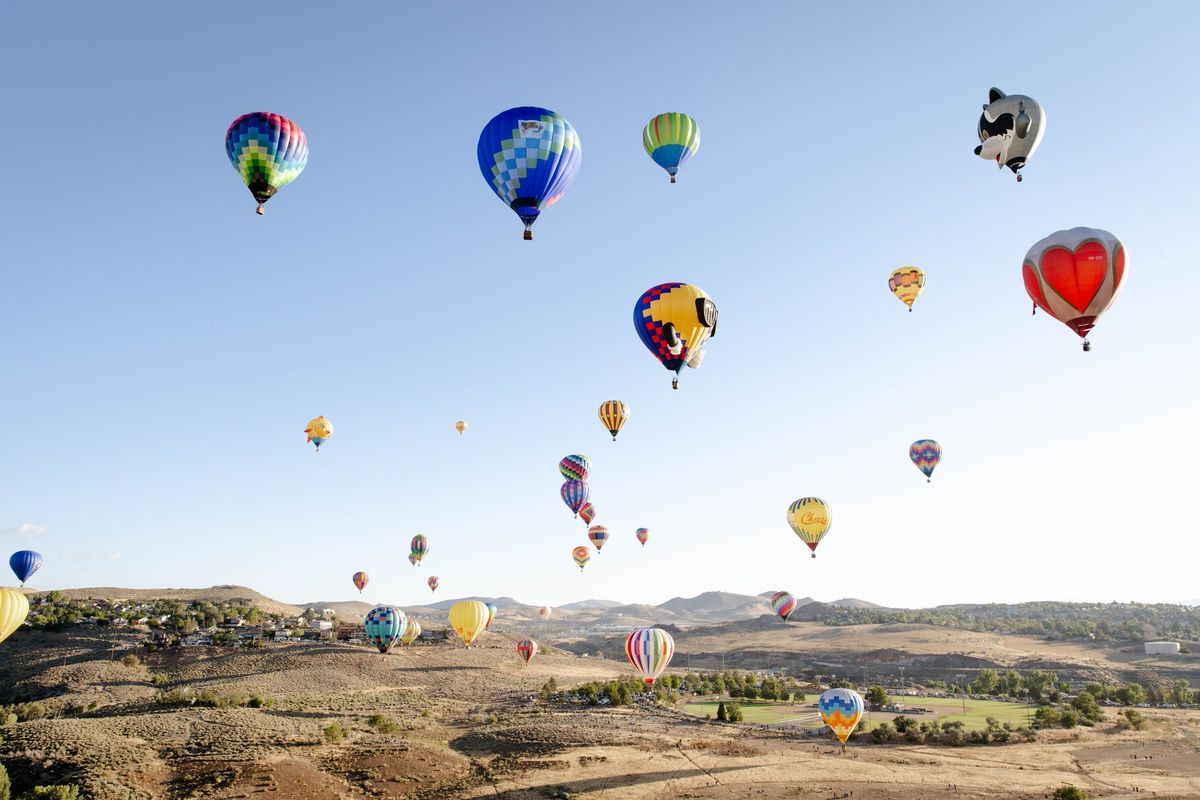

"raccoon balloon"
[974,88,1045,182]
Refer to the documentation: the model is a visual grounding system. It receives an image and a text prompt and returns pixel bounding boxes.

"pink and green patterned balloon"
[226,112,308,215]
[559,454,590,481]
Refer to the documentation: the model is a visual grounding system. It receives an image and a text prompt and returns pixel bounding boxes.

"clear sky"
[2,2,1197,610]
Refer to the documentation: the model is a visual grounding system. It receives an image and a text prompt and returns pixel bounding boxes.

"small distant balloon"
[643,113,700,184]
[598,400,630,441]
[572,546,591,571]
[588,524,609,552]
[635,528,650,548]
[456,420,468,436]
[485,602,498,629]
[305,416,333,451]
[633,283,718,390]
[770,590,797,621]
[625,627,675,684]
[578,502,597,525]
[410,534,429,565]
[408,554,418,566]
[559,454,591,482]
[539,606,552,620]
[9,551,43,586]
[351,571,368,594]
[427,576,439,593]
[401,620,422,645]
[909,439,941,482]
[888,267,925,311]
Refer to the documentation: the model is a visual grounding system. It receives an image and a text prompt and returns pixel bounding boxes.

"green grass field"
[681,695,1037,731]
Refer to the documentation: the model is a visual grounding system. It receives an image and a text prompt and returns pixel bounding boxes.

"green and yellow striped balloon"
[643,113,701,183]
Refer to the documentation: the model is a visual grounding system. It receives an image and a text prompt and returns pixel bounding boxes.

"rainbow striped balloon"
[561,480,590,517]
[643,113,701,183]
[410,534,429,564]
[635,527,650,547]
[909,439,941,482]
[225,112,308,215]
[819,688,865,745]
[625,627,675,684]
[364,605,408,654]
[559,454,591,481]
[588,524,609,552]
[770,590,797,621]
[485,602,498,629]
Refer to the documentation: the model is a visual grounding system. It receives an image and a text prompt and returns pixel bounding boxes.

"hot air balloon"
[9,551,43,586]
[410,534,429,565]
[561,480,589,517]
[633,283,718,390]
[485,602,498,629]
[770,591,797,621]
[364,605,408,654]
[588,525,609,552]
[517,638,539,665]
[305,416,333,451]
[1023,227,1126,351]
[477,107,582,240]
[975,88,1045,182]
[889,267,924,311]
[0,589,29,646]
[559,454,591,481]
[226,112,308,214]
[787,497,831,558]
[909,439,941,482]
[351,571,368,594]
[625,627,674,684]
[643,113,700,184]
[427,575,439,593]
[449,600,490,646]
[578,503,597,525]
[456,420,468,435]
[539,606,552,620]
[401,620,422,645]
[572,546,590,571]
[819,688,865,751]
[598,401,630,441]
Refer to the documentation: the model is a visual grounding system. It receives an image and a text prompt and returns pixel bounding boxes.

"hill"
[560,598,622,610]
[657,591,771,620]
[30,585,302,617]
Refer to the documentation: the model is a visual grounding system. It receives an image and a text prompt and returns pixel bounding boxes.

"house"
[238,627,264,642]
[308,620,333,632]
[274,630,293,642]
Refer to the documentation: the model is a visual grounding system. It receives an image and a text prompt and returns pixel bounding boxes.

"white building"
[1144,641,1181,656]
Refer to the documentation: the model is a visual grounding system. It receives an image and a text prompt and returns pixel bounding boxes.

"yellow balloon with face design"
[448,600,490,647]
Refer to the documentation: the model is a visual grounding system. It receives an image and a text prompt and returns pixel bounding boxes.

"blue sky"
[2,2,1197,609]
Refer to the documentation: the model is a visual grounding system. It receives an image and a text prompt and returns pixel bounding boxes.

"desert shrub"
[1059,710,1078,729]
[367,713,401,734]
[892,715,915,733]
[725,703,744,723]
[85,702,97,712]
[1033,707,1061,729]
[15,787,81,800]
[247,695,274,709]
[154,688,191,706]
[871,722,895,743]
[1052,786,1088,800]
[1119,709,1148,730]
[12,703,47,722]
[0,712,17,727]
[150,673,169,686]
[324,722,348,743]
[0,762,9,800]
[420,709,430,718]
[120,654,142,668]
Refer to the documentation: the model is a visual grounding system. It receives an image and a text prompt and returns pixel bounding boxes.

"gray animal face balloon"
[975,88,1045,182]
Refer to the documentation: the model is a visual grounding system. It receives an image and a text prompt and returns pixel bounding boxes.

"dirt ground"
[1,628,1198,799]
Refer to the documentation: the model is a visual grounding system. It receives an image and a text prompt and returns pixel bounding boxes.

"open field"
[2,626,1200,799]
[680,696,1038,730]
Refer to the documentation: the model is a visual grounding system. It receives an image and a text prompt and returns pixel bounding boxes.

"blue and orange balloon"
[561,480,589,517]
[909,439,941,483]
[477,107,581,240]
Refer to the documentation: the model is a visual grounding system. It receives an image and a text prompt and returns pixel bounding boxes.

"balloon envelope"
[909,439,941,481]
[787,497,832,557]
[401,620,422,645]
[588,525,609,552]
[9,551,43,586]
[819,688,865,744]
[561,480,590,517]
[559,454,591,481]
[770,590,797,620]
[305,416,333,449]
[427,576,439,592]
[635,528,650,547]
[456,420,468,435]
[351,571,368,594]
[1023,227,1126,346]
[0,589,29,646]
[410,534,429,563]
[598,401,630,441]
[449,600,490,646]
[517,639,539,665]
[643,113,700,182]
[364,605,408,654]
[485,602,498,629]
[226,112,308,213]
[578,502,597,525]
[477,107,582,239]
[539,606,552,620]
[889,267,925,310]
[633,283,717,387]
[625,627,675,684]
[572,546,591,570]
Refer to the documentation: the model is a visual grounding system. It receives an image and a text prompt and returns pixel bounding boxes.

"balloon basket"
[255,205,264,216]
[523,229,532,241]
[670,175,676,184]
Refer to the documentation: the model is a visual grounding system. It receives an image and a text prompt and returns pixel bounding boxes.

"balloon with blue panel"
[819,688,865,748]
[364,605,408,654]
[477,107,582,240]
[9,551,43,586]
[909,439,942,482]
[643,113,700,183]
[225,112,308,215]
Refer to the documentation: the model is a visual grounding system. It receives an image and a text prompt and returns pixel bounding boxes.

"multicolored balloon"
[401,619,422,645]
[456,420,468,435]
[410,534,429,565]
[635,528,650,548]
[819,688,865,748]
[517,639,539,665]
[477,106,582,240]
[889,267,925,311]
[225,112,308,215]
[539,606,552,620]
[598,400,630,441]
[364,605,408,654]
[975,88,1045,182]
[588,524,609,552]
[559,454,591,481]
[572,545,591,571]
[427,575,439,593]
[9,551,43,586]
[770,590,797,621]
[909,439,941,482]
[0,589,29,647]
[351,571,368,594]
[643,113,700,184]
[1023,227,1126,351]
[561,480,590,517]
[485,602,498,629]
[448,600,490,646]
[578,502,597,525]
[633,283,718,389]
[625,627,675,684]
[787,497,831,558]
[305,416,332,450]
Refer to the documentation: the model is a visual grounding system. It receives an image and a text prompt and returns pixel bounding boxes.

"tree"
[1051,785,1088,800]
[726,703,744,722]
[16,788,81,800]
[871,721,895,742]
[969,669,1000,695]
[1071,692,1102,722]
[716,701,727,722]
[865,686,889,709]
[892,715,915,733]
[0,762,9,800]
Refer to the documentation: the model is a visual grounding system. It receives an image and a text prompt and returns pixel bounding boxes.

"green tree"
[1051,786,1088,800]
[1071,692,1102,722]
[16,787,81,800]
[865,686,889,709]
[969,669,1000,695]
[726,703,744,722]
[716,701,727,722]
[0,762,9,800]
[871,721,895,742]
[892,715,915,733]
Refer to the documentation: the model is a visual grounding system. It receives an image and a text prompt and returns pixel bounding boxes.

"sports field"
[682,695,1037,730]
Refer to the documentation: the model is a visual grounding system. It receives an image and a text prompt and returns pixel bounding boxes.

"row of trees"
[26,592,289,633]
[872,715,1037,746]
